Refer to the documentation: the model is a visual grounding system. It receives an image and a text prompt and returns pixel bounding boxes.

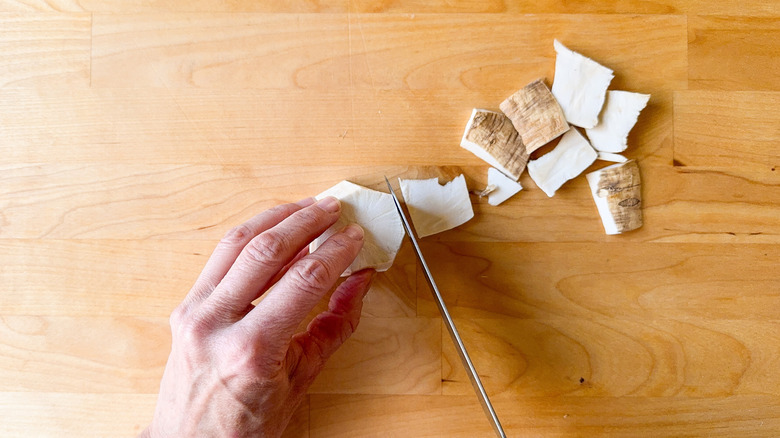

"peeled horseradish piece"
[551,40,614,129]
[527,127,597,197]
[310,180,405,276]
[585,90,651,153]
[586,160,643,235]
[460,108,529,181]
[597,152,628,163]
[399,175,474,238]
[499,79,570,154]
[487,167,523,206]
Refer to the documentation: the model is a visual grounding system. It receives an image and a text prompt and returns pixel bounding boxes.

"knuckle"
[220,223,254,247]
[289,257,334,295]
[271,202,298,217]
[224,335,283,379]
[244,233,287,266]
[175,315,211,348]
[293,207,322,224]
[169,304,187,329]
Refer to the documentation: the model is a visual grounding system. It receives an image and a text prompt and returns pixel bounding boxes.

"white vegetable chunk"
[399,175,474,238]
[527,128,597,197]
[310,180,405,276]
[585,90,651,153]
[551,40,614,129]
[487,167,523,206]
[596,151,628,163]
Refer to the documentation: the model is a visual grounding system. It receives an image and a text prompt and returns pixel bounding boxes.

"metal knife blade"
[384,176,507,438]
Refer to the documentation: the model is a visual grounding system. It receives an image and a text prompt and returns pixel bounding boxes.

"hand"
[140,197,375,438]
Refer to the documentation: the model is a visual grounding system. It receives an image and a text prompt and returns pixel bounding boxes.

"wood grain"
[0,240,203,317]
[0,164,471,239]
[442,318,780,397]
[0,61,679,166]
[0,392,156,438]
[91,14,686,91]
[0,13,90,87]
[0,392,309,438]
[673,91,780,180]
[91,14,350,89]
[309,394,780,437]
[0,239,415,318]
[0,316,169,393]
[310,317,441,395]
[1,0,776,16]
[689,16,780,91]
[2,5,779,437]
[416,241,780,320]
[1,163,777,244]
[0,315,439,394]
[0,89,496,165]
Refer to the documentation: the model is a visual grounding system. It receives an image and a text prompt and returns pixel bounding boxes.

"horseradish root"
[551,40,614,129]
[597,152,628,163]
[311,181,405,275]
[586,160,643,234]
[586,90,651,153]
[527,128,597,197]
[500,79,569,154]
[399,175,474,238]
[486,167,523,206]
[461,109,529,180]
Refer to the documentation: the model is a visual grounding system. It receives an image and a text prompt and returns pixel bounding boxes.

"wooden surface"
[1,2,778,437]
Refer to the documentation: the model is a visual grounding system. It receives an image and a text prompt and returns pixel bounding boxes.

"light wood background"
[1,1,778,437]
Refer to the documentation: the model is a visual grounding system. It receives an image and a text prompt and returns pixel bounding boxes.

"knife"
[384,176,507,438]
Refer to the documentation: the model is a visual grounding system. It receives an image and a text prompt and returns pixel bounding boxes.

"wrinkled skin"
[139,196,374,438]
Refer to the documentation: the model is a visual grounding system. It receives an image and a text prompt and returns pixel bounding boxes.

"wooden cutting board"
[0,3,778,437]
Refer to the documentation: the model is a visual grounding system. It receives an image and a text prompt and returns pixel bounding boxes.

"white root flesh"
[310,181,405,276]
[527,127,598,197]
[597,151,628,163]
[586,160,643,235]
[460,108,529,181]
[487,167,523,206]
[399,175,474,238]
[499,79,570,154]
[551,40,614,129]
[585,90,651,153]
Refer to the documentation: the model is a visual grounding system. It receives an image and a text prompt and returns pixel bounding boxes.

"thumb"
[286,269,375,388]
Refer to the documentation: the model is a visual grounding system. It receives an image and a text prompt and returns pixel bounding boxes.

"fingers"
[285,269,375,384]
[204,196,344,318]
[302,269,375,359]
[184,198,314,308]
[264,245,310,292]
[243,223,365,348]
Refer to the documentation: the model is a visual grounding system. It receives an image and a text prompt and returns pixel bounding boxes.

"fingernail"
[295,197,316,207]
[343,224,364,240]
[317,196,341,213]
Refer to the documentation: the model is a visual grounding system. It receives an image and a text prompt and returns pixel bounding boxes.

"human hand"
[140,197,375,438]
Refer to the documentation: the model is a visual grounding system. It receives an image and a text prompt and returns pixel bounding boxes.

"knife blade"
[384,176,507,438]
